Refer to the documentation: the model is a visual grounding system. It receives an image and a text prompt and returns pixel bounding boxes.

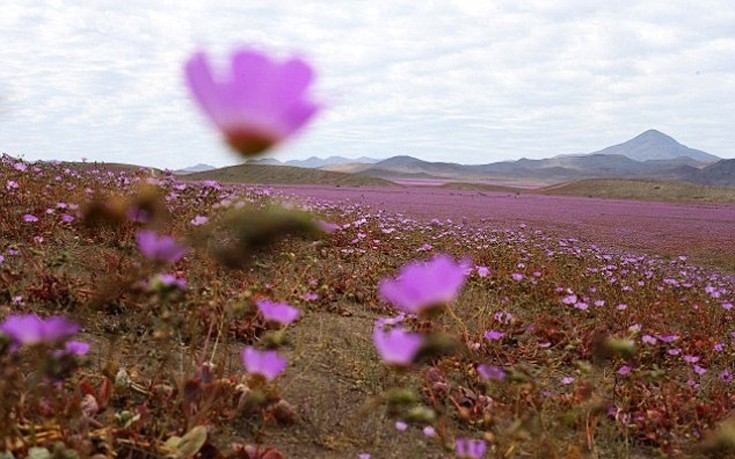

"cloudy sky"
[1,1,734,169]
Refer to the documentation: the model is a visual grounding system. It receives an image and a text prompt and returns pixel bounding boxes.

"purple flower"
[378,254,467,315]
[423,426,436,437]
[372,323,423,368]
[562,294,577,305]
[683,354,700,364]
[394,421,408,431]
[616,365,632,376]
[693,365,707,375]
[477,364,506,381]
[184,48,320,157]
[561,376,575,385]
[484,330,504,341]
[511,273,524,282]
[302,292,319,301]
[641,335,657,345]
[476,266,489,277]
[720,370,733,383]
[256,299,300,325]
[1,314,79,347]
[64,340,90,355]
[190,215,209,226]
[241,347,287,383]
[455,438,487,459]
[136,230,188,264]
[23,214,38,222]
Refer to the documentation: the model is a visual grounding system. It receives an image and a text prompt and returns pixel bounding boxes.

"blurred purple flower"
[394,421,408,431]
[256,299,300,325]
[641,335,657,345]
[693,365,707,375]
[190,215,209,226]
[378,254,467,314]
[423,426,436,437]
[64,340,90,355]
[683,354,700,364]
[1,314,79,346]
[455,438,487,458]
[302,292,319,301]
[23,214,38,222]
[616,365,632,376]
[561,376,575,385]
[476,266,489,277]
[511,273,524,281]
[372,323,423,368]
[562,294,577,305]
[184,48,320,157]
[477,364,506,381]
[720,370,733,383]
[484,330,504,341]
[241,347,287,382]
[136,230,188,264]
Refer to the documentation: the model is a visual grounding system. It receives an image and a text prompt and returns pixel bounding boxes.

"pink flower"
[616,365,632,376]
[372,322,423,368]
[455,438,486,458]
[184,48,320,157]
[562,294,577,305]
[378,254,467,315]
[190,215,208,226]
[241,347,287,383]
[136,230,188,264]
[477,364,506,381]
[1,314,79,347]
[256,299,300,325]
[484,330,504,341]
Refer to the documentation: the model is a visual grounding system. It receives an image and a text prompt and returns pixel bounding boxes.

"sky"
[1,1,734,170]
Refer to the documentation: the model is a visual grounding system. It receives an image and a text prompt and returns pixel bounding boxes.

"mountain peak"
[593,130,719,163]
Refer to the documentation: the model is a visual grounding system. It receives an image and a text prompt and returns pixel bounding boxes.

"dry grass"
[182,163,397,187]
[538,178,735,202]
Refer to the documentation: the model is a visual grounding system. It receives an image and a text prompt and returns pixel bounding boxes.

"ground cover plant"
[2,47,735,459]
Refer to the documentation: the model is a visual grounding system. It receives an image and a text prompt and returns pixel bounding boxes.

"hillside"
[538,178,735,202]
[182,163,396,186]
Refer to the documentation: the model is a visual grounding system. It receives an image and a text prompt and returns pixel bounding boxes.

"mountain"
[176,163,216,174]
[285,156,379,168]
[348,130,721,184]
[591,129,719,162]
[683,159,735,186]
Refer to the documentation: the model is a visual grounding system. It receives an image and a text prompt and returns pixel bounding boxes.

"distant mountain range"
[176,130,734,187]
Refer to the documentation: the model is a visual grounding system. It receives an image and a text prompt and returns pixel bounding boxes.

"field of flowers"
[2,154,735,458]
[3,47,735,459]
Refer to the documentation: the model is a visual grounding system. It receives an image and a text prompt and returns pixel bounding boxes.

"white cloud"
[0,0,733,169]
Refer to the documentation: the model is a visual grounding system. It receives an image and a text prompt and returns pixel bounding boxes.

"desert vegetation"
[2,46,735,459]
[3,152,735,458]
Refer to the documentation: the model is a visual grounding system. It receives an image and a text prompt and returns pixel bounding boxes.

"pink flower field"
[271,184,735,272]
